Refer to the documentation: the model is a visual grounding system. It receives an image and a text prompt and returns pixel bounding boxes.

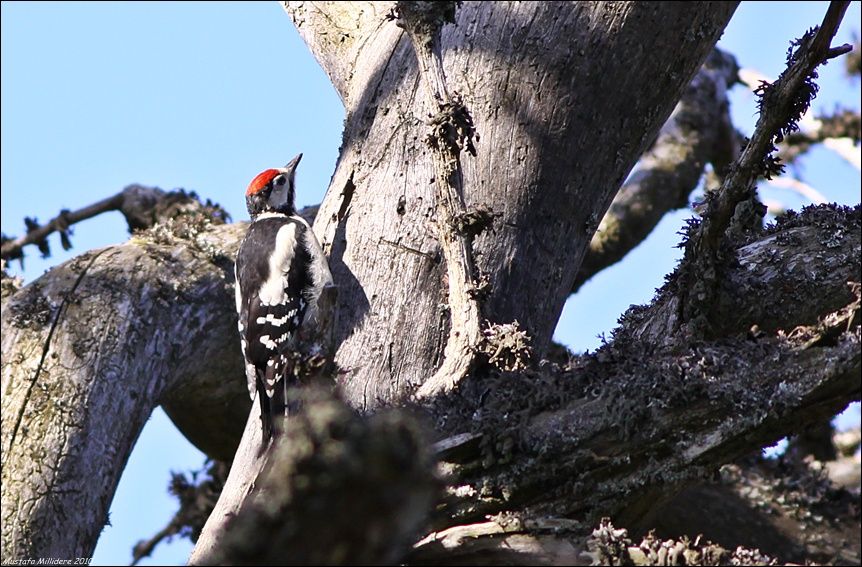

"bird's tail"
[258,383,274,441]
[258,358,303,444]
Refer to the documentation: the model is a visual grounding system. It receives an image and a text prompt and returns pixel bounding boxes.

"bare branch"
[701,1,851,248]
[0,185,230,264]
[131,461,228,565]
[679,1,853,337]
[0,222,249,560]
[1,193,123,263]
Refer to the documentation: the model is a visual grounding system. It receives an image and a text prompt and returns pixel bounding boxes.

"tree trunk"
[288,0,739,409]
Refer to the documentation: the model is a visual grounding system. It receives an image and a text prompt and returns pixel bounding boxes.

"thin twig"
[1,185,231,263]
[1,193,124,261]
[131,525,175,566]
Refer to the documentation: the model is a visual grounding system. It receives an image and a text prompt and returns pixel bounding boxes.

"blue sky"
[1,2,859,565]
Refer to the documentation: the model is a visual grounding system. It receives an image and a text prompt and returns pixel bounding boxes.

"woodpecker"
[234,153,333,440]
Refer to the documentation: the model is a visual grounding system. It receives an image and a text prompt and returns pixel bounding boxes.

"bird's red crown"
[246,169,281,196]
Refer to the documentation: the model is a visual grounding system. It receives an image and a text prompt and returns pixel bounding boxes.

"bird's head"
[245,153,303,218]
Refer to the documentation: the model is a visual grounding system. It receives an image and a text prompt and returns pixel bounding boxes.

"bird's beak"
[281,153,303,178]
[268,153,302,212]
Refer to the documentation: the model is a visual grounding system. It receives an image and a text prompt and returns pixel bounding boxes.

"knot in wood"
[425,96,477,157]
[479,321,532,372]
[391,1,460,40]
[453,206,497,238]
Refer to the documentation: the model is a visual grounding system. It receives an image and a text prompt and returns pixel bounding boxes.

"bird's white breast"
[258,222,297,306]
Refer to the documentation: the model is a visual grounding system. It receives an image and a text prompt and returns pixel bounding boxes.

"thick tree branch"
[0,220,249,561]
[679,1,853,338]
[413,299,859,564]
[297,2,737,407]
[282,1,397,107]
[2,200,854,563]
[575,49,740,292]
[629,204,860,344]
[696,2,852,251]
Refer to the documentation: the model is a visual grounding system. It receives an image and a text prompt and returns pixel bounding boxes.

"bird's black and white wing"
[235,215,311,438]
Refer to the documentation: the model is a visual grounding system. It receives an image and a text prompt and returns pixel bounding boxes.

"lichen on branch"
[678,1,853,338]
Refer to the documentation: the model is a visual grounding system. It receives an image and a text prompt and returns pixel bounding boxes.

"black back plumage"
[235,215,312,439]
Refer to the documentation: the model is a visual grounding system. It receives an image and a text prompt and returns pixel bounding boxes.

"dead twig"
[1,185,230,265]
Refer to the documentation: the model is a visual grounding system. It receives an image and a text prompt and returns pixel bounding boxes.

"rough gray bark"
[189,202,860,565]
[287,0,739,410]
[1,220,251,560]
[628,207,862,345]
[676,1,852,343]
[393,1,487,399]
[574,48,740,292]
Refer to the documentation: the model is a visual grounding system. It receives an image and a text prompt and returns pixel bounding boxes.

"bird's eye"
[275,176,286,186]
